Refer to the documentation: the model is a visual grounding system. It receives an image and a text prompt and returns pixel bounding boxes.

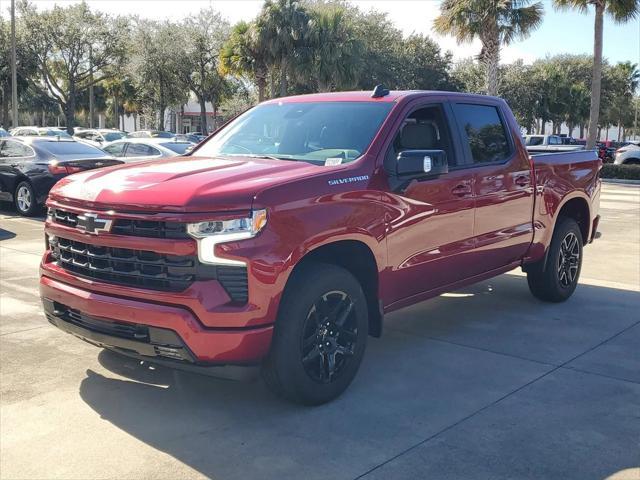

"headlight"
[187,209,267,266]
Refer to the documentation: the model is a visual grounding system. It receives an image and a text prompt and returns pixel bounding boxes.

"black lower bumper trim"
[43,298,196,363]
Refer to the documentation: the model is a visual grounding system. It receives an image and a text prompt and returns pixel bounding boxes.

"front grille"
[50,236,212,292]
[49,236,248,302]
[49,208,189,239]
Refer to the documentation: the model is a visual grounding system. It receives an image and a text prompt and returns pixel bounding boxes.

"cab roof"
[262,90,502,105]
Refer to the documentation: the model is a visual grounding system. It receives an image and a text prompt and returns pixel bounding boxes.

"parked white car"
[613,142,640,165]
[74,129,126,147]
[524,135,584,153]
[101,137,194,162]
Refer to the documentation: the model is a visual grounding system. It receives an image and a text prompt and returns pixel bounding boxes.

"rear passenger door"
[451,101,534,274]
[0,140,34,201]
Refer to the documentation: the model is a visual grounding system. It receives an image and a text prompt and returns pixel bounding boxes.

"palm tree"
[434,0,543,96]
[259,0,309,97]
[303,7,363,92]
[220,21,270,102]
[554,0,638,148]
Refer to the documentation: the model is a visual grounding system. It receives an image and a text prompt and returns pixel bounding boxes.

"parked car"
[101,137,194,162]
[74,128,126,147]
[0,137,122,216]
[10,126,72,138]
[125,130,175,139]
[0,128,9,137]
[524,134,584,153]
[41,88,601,405]
[176,133,206,144]
[613,142,640,165]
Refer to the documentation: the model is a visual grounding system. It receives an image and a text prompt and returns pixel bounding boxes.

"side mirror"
[396,150,448,179]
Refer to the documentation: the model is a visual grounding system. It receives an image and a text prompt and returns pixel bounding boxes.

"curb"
[602,178,640,185]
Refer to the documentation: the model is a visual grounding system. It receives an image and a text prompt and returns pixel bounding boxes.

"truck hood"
[49,155,321,212]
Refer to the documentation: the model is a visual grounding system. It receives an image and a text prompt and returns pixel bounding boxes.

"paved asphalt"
[1,183,639,480]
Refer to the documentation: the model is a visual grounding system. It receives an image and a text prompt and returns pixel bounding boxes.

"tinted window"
[453,104,511,164]
[103,142,126,157]
[125,143,160,157]
[197,102,393,164]
[385,104,457,172]
[39,141,106,156]
[526,136,544,146]
[161,142,192,154]
[0,140,33,158]
[103,132,124,142]
[549,136,560,145]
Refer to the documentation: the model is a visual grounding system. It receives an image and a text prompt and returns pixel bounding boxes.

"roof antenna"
[371,84,390,98]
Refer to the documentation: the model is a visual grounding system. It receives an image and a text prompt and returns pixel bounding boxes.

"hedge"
[600,164,640,180]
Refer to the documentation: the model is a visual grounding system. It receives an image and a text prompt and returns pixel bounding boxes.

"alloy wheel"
[16,185,32,213]
[557,232,580,288]
[301,290,358,384]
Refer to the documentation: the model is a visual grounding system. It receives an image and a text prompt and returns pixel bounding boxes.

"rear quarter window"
[453,104,512,164]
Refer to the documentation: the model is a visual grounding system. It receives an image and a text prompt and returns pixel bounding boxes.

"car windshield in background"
[161,142,193,154]
[42,129,72,138]
[39,141,106,156]
[196,101,393,164]
[103,132,125,142]
[526,136,544,146]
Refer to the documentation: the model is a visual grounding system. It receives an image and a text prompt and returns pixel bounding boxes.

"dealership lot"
[1,183,638,480]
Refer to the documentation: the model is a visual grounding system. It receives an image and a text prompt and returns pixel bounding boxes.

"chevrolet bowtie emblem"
[76,213,112,234]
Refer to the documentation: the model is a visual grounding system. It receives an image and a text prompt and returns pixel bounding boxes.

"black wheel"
[14,181,38,216]
[262,263,368,405]
[526,217,583,302]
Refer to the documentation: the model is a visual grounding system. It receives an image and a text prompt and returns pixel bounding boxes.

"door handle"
[451,184,472,197]
[515,175,530,187]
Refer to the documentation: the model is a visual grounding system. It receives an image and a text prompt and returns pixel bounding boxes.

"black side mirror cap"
[396,149,448,179]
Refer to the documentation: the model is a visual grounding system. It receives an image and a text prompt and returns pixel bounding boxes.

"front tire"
[263,263,368,405]
[14,181,38,216]
[527,217,583,302]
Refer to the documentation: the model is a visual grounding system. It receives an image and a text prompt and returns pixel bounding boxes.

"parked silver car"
[101,137,194,162]
[613,142,640,165]
[73,128,126,147]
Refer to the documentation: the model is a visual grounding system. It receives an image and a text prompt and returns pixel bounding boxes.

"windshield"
[103,132,125,142]
[42,129,72,138]
[161,142,193,154]
[196,101,393,164]
[39,141,107,156]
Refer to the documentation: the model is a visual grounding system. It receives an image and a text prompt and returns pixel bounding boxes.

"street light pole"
[11,0,18,128]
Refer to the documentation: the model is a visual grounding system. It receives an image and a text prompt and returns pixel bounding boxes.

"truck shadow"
[78,273,640,480]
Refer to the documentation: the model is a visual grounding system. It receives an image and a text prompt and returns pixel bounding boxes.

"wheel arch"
[556,195,591,244]
[286,239,383,338]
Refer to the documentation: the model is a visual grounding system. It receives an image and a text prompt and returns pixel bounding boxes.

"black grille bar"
[49,208,189,239]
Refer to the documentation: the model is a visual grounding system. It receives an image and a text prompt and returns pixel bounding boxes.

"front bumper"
[40,275,273,365]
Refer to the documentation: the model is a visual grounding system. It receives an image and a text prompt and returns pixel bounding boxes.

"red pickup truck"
[40,88,601,404]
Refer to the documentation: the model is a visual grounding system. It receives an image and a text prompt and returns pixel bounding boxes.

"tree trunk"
[482,32,500,96]
[64,90,76,136]
[586,2,604,150]
[257,76,266,103]
[279,54,288,97]
[2,91,10,128]
[579,124,585,139]
[617,120,622,141]
[198,95,207,135]
[541,119,546,135]
[113,94,119,130]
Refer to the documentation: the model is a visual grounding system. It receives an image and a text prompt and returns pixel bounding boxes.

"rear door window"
[1,140,33,158]
[452,104,512,164]
[125,143,161,157]
[103,143,126,157]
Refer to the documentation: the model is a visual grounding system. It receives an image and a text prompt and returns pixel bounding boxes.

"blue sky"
[2,0,638,65]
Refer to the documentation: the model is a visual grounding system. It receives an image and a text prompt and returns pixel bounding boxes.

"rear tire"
[14,181,38,216]
[526,217,583,302]
[263,263,368,405]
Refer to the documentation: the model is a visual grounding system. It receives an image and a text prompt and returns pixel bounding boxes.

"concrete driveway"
[1,183,638,480]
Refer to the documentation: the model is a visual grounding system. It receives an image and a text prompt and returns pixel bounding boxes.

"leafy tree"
[129,20,188,130]
[220,21,271,102]
[554,0,639,148]
[452,59,485,94]
[19,2,129,133]
[435,0,544,95]
[396,34,458,91]
[178,8,231,133]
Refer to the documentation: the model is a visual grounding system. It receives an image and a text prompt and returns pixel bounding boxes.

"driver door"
[383,102,476,304]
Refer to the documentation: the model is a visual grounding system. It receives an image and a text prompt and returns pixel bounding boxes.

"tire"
[624,158,640,165]
[527,217,583,302]
[14,181,38,216]
[262,262,368,405]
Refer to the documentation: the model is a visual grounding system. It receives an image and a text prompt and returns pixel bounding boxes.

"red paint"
[40,91,600,366]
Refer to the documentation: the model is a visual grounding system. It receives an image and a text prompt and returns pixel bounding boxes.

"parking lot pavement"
[1,183,639,480]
